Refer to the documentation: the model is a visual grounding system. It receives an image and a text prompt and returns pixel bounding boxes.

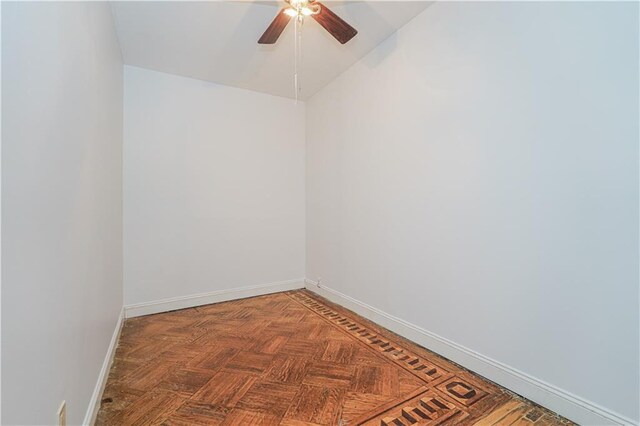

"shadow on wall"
[348,1,400,68]
[354,1,435,69]
[362,31,397,68]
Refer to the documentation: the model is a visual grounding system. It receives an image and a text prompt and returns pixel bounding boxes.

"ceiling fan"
[258,0,357,45]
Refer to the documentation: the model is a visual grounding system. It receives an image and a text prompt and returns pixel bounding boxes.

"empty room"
[1,0,638,425]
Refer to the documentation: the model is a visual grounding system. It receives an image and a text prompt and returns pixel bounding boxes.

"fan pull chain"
[294,16,297,104]
[294,14,303,104]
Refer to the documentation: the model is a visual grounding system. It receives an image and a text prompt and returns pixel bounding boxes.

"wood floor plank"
[190,346,239,370]
[157,368,217,397]
[351,365,399,396]
[191,371,256,407]
[96,290,573,426]
[106,390,185,426]
[302,361,355,389]
[235,380,300,417]
[223,351,276,375]
[220,409,281,425]
[160,400,229,425]
[264,355,310,384]
[284,385,345,424]
[321,340,358,364]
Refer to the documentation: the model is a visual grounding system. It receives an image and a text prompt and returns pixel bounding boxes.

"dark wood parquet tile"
[303,361,355,390]
[191,371,256,407]
[250,334,291,354]
[96,290,574,426]
[223,351,276,375]
[190,347,239,370]
[157,368,217,397]
[221,409,282,425]
[265,356,310,384]
[284,385,344,425]
[321,341,358,364]
[235,381,301,417]
[162,400,229,425]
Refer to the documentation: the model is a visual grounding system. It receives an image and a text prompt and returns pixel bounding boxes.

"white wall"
[2,2,123,425]
[306,2,639,424]
[124,66,305,306]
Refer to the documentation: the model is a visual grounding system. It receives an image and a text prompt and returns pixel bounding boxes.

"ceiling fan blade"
[258,9,292,44]
[312,2,357,44]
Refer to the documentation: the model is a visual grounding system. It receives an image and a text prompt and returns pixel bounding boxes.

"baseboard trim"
[83,307,125,426]
[304,279,637,426]
[124,279,305,318]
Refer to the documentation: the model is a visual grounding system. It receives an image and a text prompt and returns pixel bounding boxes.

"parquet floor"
[96,290,574,426]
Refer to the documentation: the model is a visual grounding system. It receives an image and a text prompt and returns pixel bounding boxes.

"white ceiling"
[112,1,431,100]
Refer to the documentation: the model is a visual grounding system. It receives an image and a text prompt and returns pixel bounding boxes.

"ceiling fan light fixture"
[284,5,318,18]
[259,1,357,45]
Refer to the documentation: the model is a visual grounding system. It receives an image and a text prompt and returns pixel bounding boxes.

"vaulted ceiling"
[111,1,431,100]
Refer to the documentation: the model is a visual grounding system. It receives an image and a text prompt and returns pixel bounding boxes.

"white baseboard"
[304,279,637,426]
[124,279,305,318]
[83,307,125,426]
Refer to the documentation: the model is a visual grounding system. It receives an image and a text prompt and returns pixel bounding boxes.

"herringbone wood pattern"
[95,290,573,425]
